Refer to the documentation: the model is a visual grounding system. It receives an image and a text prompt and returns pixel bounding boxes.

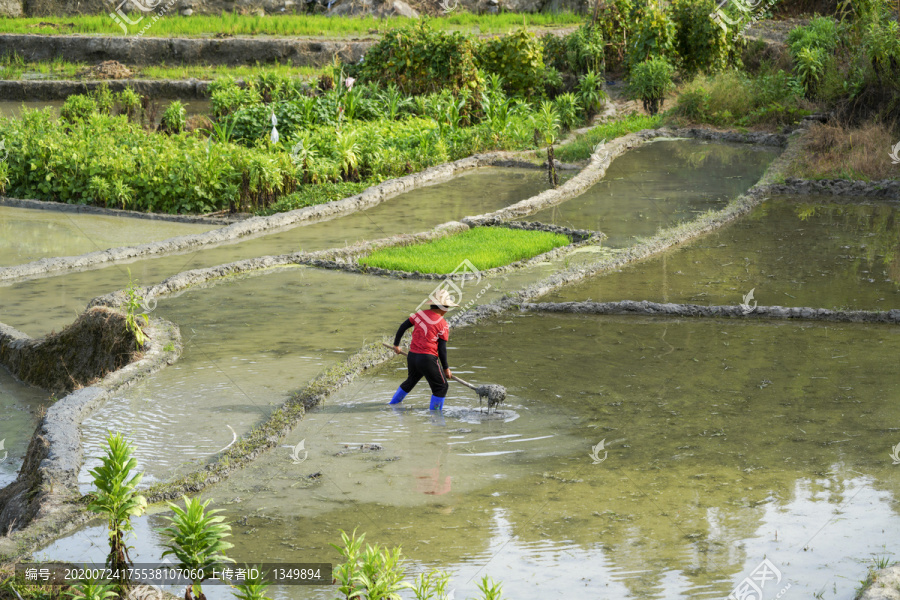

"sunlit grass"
[555,112,664,162]
[0,12,583,38]
[0,53,326,80]
[359,227,571,273]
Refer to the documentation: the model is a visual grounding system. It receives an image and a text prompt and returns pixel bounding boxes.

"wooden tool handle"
[382,342,477,390]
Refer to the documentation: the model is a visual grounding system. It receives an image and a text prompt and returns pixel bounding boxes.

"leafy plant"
[332,529,365,600]
[478,28,546,97]
[160,495,235,600]
[534,100,561,185]
[794,46,826,97]
[476,576,504,600]
[60,94,97,124]
[627,4,676,66]
[353,22,482,96]
[411,569,452,600]
[117,87,142,122]
[565,23,605,76]
[64,580,119,600]
[123,270,149,349]
[231,566,272,600]
[160,100,187,134]
[577,70,607,118]
[91,82,116,115]
[87,432,147,593]
[671,0,731,75]
[628,57,675,115]
[554,92,582,131]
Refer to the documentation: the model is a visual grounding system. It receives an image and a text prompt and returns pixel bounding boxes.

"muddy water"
[0,168,559,337]
[0,368,47,489]
[42,312,900,599]
[0,205,215,267]
[548,196,900,311]
[76,267,448,490]
[524,139,777,246]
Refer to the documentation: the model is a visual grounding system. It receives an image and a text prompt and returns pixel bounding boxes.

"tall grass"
[0,53,326,80]
[555,113,664,162]
[0,12,582,38]
[359,227,571,273]
[789,120,900,181]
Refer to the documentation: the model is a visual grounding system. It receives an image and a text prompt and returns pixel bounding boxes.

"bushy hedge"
[0,109,295,213]
[350,22,482,97]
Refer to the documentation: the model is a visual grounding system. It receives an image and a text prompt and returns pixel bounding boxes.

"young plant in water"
[160,495,235,600]
[231,566,272,600]
[64,579,119,600]
[124,269,149,350]
[476,576,504,600]
[87,432,148,595]
[411,569,452,600]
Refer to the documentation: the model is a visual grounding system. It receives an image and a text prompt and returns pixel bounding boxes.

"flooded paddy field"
[0,167,560,337]
[39,312,900,599]
[0,204,215,267]
[0,368,47,489]
[548,195,900,310]
[522,139,778,245]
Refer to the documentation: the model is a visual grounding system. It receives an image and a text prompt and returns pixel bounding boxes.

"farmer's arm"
[438,338,451,378]
[393,318,413,353]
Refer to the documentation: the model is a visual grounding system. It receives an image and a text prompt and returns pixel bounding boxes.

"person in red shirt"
[390,289,459,411]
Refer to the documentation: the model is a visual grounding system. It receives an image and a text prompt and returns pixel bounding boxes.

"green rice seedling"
[359,227,570,273]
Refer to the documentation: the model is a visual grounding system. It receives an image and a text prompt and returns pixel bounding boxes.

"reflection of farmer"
[415,449,452,495]
[390,289,459,411]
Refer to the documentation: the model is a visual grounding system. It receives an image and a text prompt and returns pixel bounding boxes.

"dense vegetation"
[360,227,571,273]
[0,11,582,37]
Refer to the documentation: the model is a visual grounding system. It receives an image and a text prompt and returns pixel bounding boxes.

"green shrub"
[117,87,142,122]
[160,100,187,134]
[863,19,900,89]
[353,22,482,97]
[91,82,115,115]
[627,4,676,67]
[554,92,582,130]
[627,57,675,115]
[209,77,263,118]
[60,94,97,123]
[577,70,607,118]
[479,29,545,97]
[565,23,605,76]
[794,46,826,97]
[593,0,636,70]
[671,0,731,75]
[787,16,839,57]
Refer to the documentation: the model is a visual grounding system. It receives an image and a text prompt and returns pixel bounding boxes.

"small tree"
[534,101,561,187]
[87,432,148,595]
[628,57,675,115]
[160,495,235,600]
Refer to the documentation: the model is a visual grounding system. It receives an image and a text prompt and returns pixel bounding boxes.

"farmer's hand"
[445,368,452,379]
[393,345,403,355]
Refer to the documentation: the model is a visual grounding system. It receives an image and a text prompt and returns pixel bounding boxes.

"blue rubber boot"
[389,387,408,404]
[429,395,445,411]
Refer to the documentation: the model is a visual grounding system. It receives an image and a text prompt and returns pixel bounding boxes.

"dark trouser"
[400,352,448,397]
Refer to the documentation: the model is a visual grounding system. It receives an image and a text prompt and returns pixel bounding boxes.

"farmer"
[389,289,459,411]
